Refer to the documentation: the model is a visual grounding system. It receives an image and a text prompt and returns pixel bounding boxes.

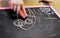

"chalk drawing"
[13,7,57,30]
[13,8,37,30]
[25,19,33,24]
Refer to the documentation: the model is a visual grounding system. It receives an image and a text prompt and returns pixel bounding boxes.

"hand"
[9,0,28,19]
[9,0,24,11]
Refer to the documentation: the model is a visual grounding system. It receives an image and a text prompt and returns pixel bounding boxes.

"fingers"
[17,6,20,14]
[13,4,16,12]
[9,0,28,19]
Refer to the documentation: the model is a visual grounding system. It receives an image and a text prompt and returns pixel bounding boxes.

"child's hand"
[10,0,23,5]
[9,0,28,19]
[9,0,23,11]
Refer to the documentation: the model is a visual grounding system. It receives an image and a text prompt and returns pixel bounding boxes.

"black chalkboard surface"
[0,7,60,38]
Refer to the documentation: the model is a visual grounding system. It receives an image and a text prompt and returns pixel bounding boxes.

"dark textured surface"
[0,7,60,38]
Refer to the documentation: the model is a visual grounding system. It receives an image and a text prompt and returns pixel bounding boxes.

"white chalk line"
[13,8,37,30]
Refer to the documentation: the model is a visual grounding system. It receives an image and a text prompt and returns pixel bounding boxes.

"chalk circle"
[25,15,36,25]
[13,19,25,27]
[25,19,33,24]
[13,15,36,30]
